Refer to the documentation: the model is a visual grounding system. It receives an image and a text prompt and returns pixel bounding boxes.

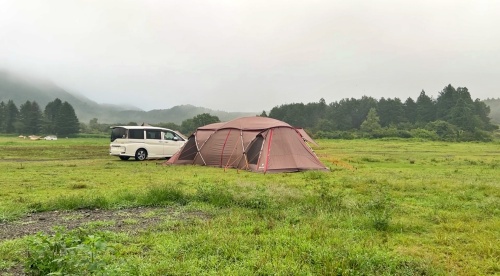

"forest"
[1,84,498,141]
[267,84,498,141]
[0,98,79,136]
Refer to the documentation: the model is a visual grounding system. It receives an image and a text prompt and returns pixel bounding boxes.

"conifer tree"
[361,108,382,133]
[436,84,458,120]
[4,100,19,133]
[19,101,43,134]
[0,101,5,133]
[377,97,405,127]
[56,101,80,136]
[43,98,62,134]
[416,90,436,123]
[403,97,417,124]
[41,98,79,136]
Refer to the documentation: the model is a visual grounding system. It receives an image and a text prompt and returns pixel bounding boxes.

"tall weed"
[45,195,110,211]
[366,187,393,231]
[195,183,234,208]
[139,185,188,206]
[25,227,136,275]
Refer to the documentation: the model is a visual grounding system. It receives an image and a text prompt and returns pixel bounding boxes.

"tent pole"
[220,129,232,167]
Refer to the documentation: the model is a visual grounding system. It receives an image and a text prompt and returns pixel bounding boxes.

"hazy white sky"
[1,0,499,112]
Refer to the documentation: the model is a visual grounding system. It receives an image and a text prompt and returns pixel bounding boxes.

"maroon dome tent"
[166,117,328,173]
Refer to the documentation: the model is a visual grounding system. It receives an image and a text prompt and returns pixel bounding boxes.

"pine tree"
[377,97,405,127]
[354,96,378,129]
[416,90,436,123]
[4,100,19,133]
[436,84,458,120]
[18,100,31,134]
[56,101,80,136]
[327,99,355,131]
[43,98,62,134]
[403,97,417,124]
[41,98,79,136]
[361,108,382,133]
[449,98,481,132]
[30,101,43,134]
[18,101,43,134]
[0,101,5,133]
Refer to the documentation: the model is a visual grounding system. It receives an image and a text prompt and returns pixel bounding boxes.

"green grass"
[0,136,499,275]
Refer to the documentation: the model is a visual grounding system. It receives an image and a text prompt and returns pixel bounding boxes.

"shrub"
[25,227,134,275]
[458,129,493,142]
[425,121,458,141]
[410,128,439,140]
[314,131,356,139]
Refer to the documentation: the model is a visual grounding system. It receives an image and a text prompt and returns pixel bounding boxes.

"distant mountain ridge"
[0,70,256,124]
[113,104,257,125]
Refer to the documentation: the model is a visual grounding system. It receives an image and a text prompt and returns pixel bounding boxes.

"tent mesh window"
[178,137,198,160]
[246,135,264,165]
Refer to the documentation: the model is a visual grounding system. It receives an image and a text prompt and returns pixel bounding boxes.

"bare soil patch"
[0,207,209,240]
[1,207,209,275]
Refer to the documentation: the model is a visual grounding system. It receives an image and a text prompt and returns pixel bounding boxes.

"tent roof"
[198,122,226,130]
[198,117,291,131]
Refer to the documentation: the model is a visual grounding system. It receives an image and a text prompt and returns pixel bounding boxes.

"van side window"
[164,132,175,140]
[129,129,144,139]
[111,127,127,142]
[146,130,162,140]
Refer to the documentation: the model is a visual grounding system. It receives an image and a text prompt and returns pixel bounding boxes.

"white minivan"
[109,126,186,161]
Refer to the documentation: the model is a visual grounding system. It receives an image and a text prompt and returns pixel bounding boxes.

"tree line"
[4,84,497,142]
[0,98,80,136]
[266,84,498,141]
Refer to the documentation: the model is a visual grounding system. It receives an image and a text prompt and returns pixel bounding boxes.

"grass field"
[0,136,498,275]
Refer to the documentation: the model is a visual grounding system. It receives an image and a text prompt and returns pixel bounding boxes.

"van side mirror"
[173,136,179,141]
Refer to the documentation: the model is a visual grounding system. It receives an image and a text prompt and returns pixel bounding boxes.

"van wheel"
[135,149,148,161]
[119,156,130,161]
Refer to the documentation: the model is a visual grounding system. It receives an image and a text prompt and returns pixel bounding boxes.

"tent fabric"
[166,117,328,173]
[295,128,318,146]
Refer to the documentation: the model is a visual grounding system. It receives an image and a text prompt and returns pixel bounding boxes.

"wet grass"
[0,136,498,275]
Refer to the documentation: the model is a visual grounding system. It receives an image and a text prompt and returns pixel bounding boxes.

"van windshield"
[111,127,127,142]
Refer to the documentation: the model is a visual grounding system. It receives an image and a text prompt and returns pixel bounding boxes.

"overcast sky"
[1,0,499,112]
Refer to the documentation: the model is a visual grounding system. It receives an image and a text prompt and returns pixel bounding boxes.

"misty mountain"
[0,70,135,123]
[484,98,500,125]
[0,70,256,124]
[113,105,257,125]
